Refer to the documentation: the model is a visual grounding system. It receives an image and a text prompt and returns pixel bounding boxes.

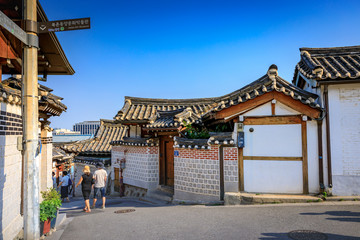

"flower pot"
[51,210,58,229]
[43,218,51,234]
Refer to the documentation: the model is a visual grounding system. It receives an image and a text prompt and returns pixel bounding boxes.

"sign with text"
[38,17,90,33]
[0,11,27,44]
[237,132,244,148]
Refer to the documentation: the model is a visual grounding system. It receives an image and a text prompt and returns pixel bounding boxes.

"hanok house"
[61,119,127,196]
[110,65,324,203]
[293,46,360,196]
[0,2,73,239]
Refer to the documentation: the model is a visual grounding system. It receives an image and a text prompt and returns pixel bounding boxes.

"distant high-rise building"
[73,121,100,135]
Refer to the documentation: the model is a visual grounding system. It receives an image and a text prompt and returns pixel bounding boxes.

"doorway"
[159,135,174,187]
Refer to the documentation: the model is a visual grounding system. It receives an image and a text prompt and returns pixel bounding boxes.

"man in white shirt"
[92,162,108,209]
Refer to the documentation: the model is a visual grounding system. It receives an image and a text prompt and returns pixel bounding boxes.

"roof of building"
[0,77,67,116]
[53,146,73,161]
[203,65,322,119]
[116,65,322,130]
[111,137,159,147]
[1,0,74,75]
[62,119,127,155]
[294,45,360,82]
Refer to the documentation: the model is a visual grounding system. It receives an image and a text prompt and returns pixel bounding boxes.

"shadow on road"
[300,211,360,223]
[260,232,360,240]
[59,197,172,218]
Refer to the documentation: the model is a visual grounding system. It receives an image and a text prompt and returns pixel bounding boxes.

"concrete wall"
[224,147,238,192]
[328,84,360,195]
[174,146,220,202]
[0,102,23,240]
[111,145,159,191]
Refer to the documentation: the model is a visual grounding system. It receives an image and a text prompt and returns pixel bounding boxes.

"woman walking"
[76,165,94,213]
[58,171,70,202]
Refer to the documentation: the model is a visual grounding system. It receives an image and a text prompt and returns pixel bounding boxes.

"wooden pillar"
[238,147,244,191]
[301,120,309,194]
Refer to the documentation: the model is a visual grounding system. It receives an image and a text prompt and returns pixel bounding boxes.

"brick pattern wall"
[0,105,22,136]
[0,102,23,239]
[224,147,238,183]
[111,145,159,190]
[174,146,220,196]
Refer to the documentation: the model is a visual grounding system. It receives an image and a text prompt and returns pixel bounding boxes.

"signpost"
[0,10,28,44]
[1,6,90,240]
[38,17,90,33]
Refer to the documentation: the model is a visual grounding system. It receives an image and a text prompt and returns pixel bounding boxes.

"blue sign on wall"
[237,132,245,148]
[174,150,179,156]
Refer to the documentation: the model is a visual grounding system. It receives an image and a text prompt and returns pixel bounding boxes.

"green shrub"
[40,188,62,222]
[41,188,62,209]
[183,121,210,139]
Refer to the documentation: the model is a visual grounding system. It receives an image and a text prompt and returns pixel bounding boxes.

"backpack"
[68,177,72,186]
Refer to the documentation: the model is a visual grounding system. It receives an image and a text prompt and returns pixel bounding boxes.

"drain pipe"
[317,119,325,192]
[324,85,333,188]
[219,145,224,201]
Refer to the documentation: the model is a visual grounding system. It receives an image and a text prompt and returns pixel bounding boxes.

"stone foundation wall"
[0,102,23,240]
[224,147,239,192]
[174,145,220,202]
[111,145,159,191]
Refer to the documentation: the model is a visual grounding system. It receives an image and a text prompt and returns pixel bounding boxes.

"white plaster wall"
[242,102,272,116]
[276,102,301,115]
[307,120,320,194]
[244,124,302,157]
[243,124,303,193]
[328,84,360,195]
[0,103,23,240]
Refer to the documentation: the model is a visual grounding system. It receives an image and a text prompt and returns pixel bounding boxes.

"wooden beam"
[238,147,244,191]
[214,91,321,120]
[243,156,302,161]
[273,92,320,119]
[243,115,302,125]
[216,92,274,119]
[271,102,275,115]
[302,121,309,194]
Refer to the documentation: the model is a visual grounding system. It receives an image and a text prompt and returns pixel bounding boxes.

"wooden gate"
[160,135,174,186]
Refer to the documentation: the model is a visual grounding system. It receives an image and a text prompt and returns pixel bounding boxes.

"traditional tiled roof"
[62,120,127,155]
[115,96,218,123]
[208,132,234,145]
[111,137,159,147]
[116,65,322,129]
[173,132,234,149]
[203,65,322,118]
[144,108,202,129]
[294,46,360,81]
[0,77,67,116]
[73,156,111,167]
[174,137,210,149]
[53,146,73,161]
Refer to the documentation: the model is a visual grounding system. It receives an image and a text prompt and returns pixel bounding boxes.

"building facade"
[293,46,360,196]
[109,65,324,203]
[0,2,73,239]
[73,121,100,135]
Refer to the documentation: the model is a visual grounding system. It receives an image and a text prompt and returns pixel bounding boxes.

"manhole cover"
[114,209,135,214]
[288,230,327,240]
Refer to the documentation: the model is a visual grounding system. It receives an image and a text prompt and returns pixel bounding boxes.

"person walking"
[92,162,107,209]
[58,171,70,202]
[76,165,94,213]
[52,172,57,189]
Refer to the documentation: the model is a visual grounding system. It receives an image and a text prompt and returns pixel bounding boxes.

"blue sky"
[40,0,360,129]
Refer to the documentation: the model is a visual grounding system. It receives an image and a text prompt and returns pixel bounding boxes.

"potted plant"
[40,188,62,235]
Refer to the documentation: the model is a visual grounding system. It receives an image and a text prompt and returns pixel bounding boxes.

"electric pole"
[22,0,39,238]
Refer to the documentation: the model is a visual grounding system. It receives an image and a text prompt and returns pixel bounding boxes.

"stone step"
[55,213,67,228]
[147,189,173,202]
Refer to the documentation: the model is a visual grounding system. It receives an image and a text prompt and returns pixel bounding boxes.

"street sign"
[0,10,28,44]
[38,17,90,33]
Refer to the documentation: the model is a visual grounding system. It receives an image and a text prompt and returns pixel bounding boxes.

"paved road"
[53,198,360,240]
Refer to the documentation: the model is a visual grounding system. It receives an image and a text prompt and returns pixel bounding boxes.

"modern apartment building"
[73,121,100,135]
